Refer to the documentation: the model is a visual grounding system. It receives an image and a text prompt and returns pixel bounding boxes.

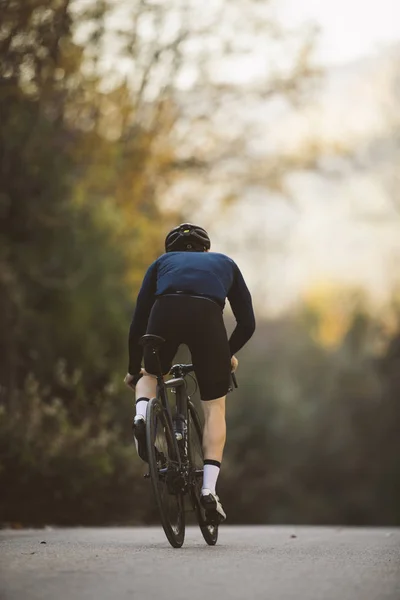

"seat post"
[152,347,165,384]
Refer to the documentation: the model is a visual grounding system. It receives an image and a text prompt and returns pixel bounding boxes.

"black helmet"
[165,223,211,252]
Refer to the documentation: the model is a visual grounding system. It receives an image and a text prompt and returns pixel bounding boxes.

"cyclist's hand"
[124,373,135,388]
[231,355,238,372]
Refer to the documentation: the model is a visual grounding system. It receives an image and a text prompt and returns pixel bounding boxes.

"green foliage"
[221,312,400,526]
[0,0,168,525]
[0,372,153,525]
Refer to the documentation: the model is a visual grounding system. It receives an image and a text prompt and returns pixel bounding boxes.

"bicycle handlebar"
[128,364,238,391]
[169,363,194,378]
[169,363,238,390]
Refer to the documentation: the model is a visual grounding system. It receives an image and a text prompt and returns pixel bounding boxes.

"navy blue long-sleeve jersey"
[128,251,256,374]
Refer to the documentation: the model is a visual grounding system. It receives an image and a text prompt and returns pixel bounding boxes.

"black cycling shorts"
[143,294,231,401]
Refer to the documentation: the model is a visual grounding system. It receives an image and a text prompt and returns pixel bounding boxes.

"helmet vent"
[165,223,210,252]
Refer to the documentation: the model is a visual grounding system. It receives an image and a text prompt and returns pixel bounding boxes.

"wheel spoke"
[147,398,185,548]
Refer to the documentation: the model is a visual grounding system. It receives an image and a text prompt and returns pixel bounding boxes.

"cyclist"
[124,223,255,522]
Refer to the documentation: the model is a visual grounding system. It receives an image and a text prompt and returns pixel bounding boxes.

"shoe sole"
[200,494,226,524]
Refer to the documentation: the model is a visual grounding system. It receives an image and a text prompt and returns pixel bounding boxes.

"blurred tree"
[0,0,170,524]
[73,0,321,221]
[0,0,127,393]
[222,301,400,526]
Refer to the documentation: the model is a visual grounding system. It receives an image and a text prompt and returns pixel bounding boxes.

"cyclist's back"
[155,250,243,307]
[129,248,255,381]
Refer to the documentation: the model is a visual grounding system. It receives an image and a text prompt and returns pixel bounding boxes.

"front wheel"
[147,397,185,548]
[187,401,218,546]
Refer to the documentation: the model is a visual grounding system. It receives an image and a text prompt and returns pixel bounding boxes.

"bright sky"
[280,0,400,65]
[210,0,400,315]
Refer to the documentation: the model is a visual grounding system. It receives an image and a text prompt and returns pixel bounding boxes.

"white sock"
[202,463,221,494]
[135,398,149,420]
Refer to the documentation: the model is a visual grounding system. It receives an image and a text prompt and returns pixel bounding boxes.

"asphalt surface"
[1,526,399,600]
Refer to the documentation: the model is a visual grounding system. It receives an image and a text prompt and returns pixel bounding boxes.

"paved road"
[1,526,399,600]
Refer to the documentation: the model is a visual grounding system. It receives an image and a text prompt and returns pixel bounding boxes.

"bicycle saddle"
[139,334,166,348]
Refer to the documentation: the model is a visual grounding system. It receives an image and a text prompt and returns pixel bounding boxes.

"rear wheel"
[187,401,218,545]
[147,397,185,548]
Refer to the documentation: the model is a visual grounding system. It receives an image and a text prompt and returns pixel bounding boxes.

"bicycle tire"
[147,397,185,548]
[187,400,218,546]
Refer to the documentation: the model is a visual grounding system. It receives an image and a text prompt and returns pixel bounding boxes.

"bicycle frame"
[149,348,189,469]
[143,335,237,472]
[140,333,237,547]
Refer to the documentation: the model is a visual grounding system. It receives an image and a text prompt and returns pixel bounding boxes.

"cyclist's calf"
[201,396,226,463]
[135,370,157,402]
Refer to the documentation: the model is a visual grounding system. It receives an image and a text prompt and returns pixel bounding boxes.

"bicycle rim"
[188,401,218,546]
[147,397,185,548]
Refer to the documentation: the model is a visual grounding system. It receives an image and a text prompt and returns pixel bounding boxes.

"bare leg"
[135,372,157,401]
[201,396,226,502]
[201,396,226,462]
[134,372,157,420]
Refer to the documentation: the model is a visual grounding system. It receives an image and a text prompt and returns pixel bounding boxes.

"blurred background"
[1,0,399,527]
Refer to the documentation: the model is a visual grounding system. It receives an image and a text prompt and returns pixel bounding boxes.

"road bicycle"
[139,333,237,548]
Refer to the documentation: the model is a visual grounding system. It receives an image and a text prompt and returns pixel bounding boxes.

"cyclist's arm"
[128,261,158,376]
[227,264,256,356]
